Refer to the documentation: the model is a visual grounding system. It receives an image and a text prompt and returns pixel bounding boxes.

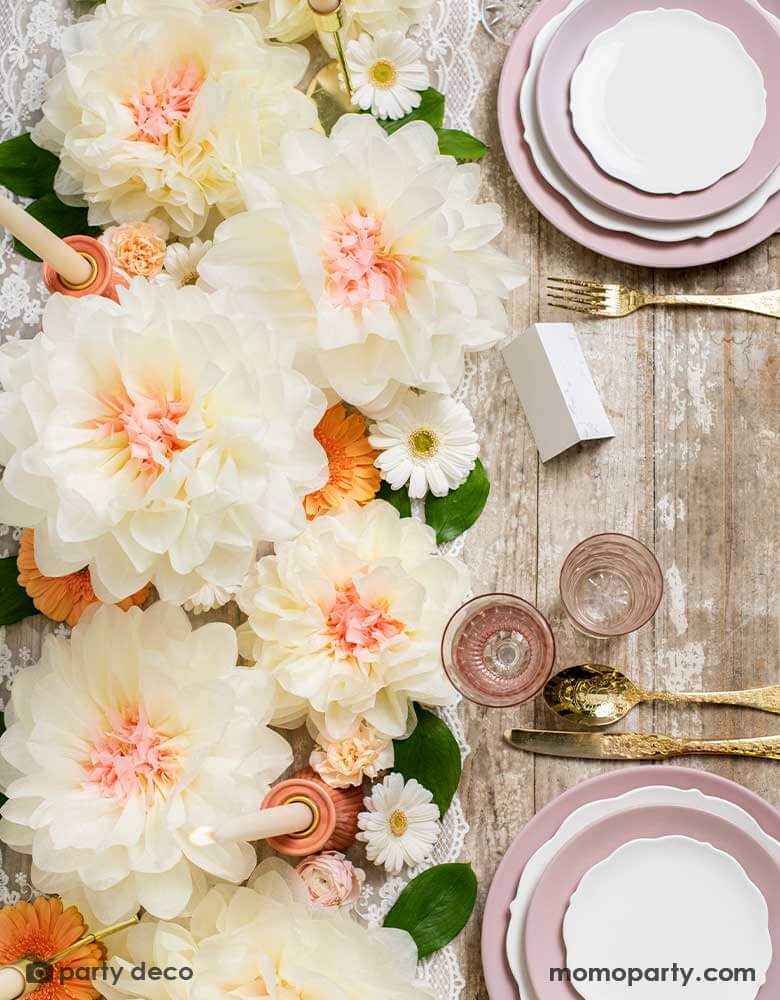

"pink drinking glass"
[559,532,664,638]
[441,593,556,707]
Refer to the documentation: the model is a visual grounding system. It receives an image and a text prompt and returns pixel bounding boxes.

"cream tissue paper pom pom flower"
[0,603,294,923]
[200,114,527,413]
[31,0,317,237]
[267,0,434,50]
[0,279,328,604]
[100,861,434,1000]
[238,499,470,739]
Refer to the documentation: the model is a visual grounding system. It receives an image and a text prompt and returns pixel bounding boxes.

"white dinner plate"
[519,0,780,241]
[505,786,780,1000]
[564,836,772,1000]
[570,9,768,195]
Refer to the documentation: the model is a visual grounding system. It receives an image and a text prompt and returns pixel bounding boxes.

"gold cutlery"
[547,277,780,319]
[543,664,780,727]
[504,728,780,761]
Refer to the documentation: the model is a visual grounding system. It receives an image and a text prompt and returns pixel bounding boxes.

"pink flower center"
[326,580,403,660]
[127,64,203,145]
[322,209,409,309]
[91,386,190,476]
[84,706,180,803]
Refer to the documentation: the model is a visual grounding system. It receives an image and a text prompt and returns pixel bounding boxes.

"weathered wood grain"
[455,23,779,1000]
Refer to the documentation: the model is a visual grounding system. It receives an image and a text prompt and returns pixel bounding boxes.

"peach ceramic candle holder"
[43,235,128,303]
[262,767,363,856]
[189,768,363,858]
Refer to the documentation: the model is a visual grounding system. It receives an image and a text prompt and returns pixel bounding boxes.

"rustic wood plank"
[458,20,779,1000]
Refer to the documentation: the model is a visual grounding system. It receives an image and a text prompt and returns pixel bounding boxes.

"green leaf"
[14,194,99,262]
[0,134,59,199]
[0,556,37,626]
[378,88,446,135]
[384,863,478,958]
[424,458,490,545]
[378,480,412,519]
[393,706,461,816]
[436,128,488,163]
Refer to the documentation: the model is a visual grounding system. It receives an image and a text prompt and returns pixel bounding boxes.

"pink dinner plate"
[536,0,780,222]
[524,804,780,999]
[481,766,780,1000]
[496,0,780,266]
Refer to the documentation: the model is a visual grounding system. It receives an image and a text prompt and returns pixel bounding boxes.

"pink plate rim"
[535,0,780,222]
[523,803,780,999]
[480,765,780,1000]
[496,0,780,268]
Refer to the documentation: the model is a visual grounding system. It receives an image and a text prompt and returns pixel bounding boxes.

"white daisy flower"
[369,391,479,499]
[347,31,429,121]
[155,238,212,288]
[357,773,440,873]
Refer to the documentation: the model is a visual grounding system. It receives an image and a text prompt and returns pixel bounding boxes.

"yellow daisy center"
[389,808,409,836]
[409,428,439,458]
[370,59,398,89]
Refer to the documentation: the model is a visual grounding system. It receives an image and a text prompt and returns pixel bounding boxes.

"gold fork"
[547,278,780,319]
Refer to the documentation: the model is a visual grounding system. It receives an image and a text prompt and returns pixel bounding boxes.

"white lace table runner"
[0,2,484,997]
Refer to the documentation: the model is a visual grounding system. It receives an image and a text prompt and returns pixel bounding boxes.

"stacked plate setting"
[498,0,780,266]
[482,767,780,999]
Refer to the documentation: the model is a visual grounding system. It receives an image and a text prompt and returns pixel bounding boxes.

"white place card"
[502,322,614,462]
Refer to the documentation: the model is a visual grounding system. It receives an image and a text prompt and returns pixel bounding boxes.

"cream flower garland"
[0,603,293,923]
[101,861,434,1000]
[238,499,470,739]
[0,279,328,603]
[32,0,317,236]
[200,114,527,413]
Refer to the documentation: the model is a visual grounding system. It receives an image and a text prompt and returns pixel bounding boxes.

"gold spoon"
[543,664,780,727]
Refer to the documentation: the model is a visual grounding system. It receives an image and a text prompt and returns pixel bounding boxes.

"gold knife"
[504,729,780,761]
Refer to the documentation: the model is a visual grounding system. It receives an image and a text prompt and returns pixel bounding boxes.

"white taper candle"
[0,966,26,1000]
[0,193,93,286]
[189,801,314,846]
[308,0,341,13]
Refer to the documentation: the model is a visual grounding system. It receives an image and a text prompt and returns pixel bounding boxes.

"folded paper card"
[502,322,614,462]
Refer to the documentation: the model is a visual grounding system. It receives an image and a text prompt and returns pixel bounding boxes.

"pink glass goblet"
[559,532,664,638]
[441,593,556,708]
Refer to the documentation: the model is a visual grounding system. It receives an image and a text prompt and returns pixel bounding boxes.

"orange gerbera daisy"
[0,897,105,1000]
[17,530,150,626]
[304,404,381,519]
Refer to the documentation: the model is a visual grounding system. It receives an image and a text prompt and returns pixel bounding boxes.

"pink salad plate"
[535,0,780,222]
[497,0,780,267]
[481,766,780,1000]
[523,804,780,999]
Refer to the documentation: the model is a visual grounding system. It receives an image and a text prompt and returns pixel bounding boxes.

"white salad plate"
[570,9,768,195]
[505,785,780,1000]
[519,0,780,241]
[563,835,773,1000]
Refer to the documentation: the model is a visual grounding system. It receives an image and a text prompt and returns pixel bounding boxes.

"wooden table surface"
[1,17,778,998]
[452,23,780,999]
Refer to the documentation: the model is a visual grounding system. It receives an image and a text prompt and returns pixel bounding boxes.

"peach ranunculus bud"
[100,220,168,278]
[309,720,394,788]
[296,851,365,909]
